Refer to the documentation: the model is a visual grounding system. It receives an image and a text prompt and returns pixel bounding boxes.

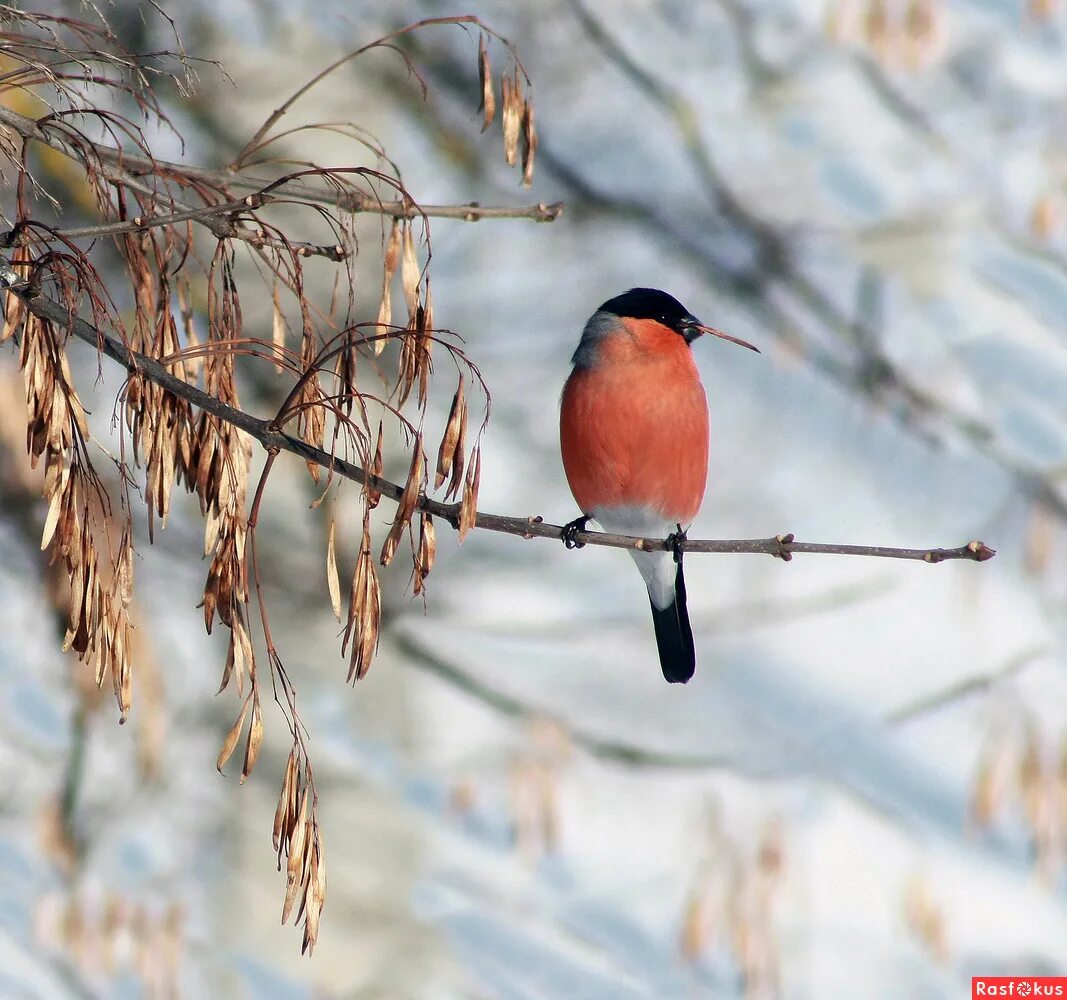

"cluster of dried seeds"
[480,35,537,186]
[17,300,137,719]
[825,0,945,68]
[0,9,509,957]
[35,891,184,993]
[678,811,786,994]
[970,720,1067,883]
[274,750,327,955]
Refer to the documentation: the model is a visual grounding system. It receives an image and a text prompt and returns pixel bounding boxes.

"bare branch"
[394,631,754,772]
[8,283,996,567]
[0,105,561,225]
[886,646,1045,726]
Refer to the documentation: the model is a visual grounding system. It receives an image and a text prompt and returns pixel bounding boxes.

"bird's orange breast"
[560,318,709,523]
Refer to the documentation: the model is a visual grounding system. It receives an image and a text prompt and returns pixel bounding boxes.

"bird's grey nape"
[570,310,619,369]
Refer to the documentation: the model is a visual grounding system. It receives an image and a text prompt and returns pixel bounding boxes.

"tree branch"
[0,105,562,224]
[394,630,756,772]
[4,281,995,566]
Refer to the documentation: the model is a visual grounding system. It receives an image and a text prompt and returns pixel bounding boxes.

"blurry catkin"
[902,873,948,961]
[970,738,1011,827]
[1029,0,1062,21]
[904,0,941,68]
[1024,502,1055,575]
[1031,194,1062,240]
[679,886,714,960]
[1019,723,1045,828]
[824,0,858,43]
[864,0,892,60]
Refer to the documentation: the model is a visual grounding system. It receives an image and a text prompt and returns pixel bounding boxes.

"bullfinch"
[559,288,758,683]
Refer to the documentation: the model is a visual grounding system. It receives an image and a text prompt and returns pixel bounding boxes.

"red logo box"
[972,978,1067,998]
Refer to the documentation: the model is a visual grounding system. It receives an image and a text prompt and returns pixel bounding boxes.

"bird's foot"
[561,515,590,549]
[666,525,687,564]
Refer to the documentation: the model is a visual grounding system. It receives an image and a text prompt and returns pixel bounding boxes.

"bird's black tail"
[649,559,696,683]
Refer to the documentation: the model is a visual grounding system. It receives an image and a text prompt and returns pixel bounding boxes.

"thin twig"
[886,646,1045,726]
[394,630,754,772]
[0,105,562,224]
[7,284,996,566]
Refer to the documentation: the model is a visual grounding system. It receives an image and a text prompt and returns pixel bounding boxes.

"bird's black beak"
[683,318,760,353]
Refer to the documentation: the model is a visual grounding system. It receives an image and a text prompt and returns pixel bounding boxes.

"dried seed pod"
[354,556,380,681]
[217,695,251,774]
[380,434,423,566]
[113,618,131,721]
[334,330,358,415]
[271,282,286,374]
[367,422,384,509]
[501,72,521,167]
[326,518,341,622]
[478,33,495,132]
[282,788,310,923]
[273,750,298,852]
[415,292,433,409]
[375,220,402,356]
[301,823,327,955]
[343,516,382,681]
[401,222,419,320]
[413,512,436,596]
[40,479,65,550]
[445,396,468,501]
[521,99,537,188]
[1,248,28,343]
[396,319,418,410]
[457,445,481,542]
[435,377,466,489]
[218,631,236,695]
[241,694,264,783]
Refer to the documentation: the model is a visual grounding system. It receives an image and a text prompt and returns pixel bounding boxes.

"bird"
[559,288,759,684]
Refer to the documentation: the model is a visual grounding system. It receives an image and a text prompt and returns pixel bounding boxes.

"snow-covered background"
[2,0,1067,996]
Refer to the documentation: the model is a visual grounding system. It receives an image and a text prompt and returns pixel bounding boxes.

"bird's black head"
[597,287,702,342]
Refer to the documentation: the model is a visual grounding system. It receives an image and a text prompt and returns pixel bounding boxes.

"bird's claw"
[562,516,590,549]
[666,526,687,564]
